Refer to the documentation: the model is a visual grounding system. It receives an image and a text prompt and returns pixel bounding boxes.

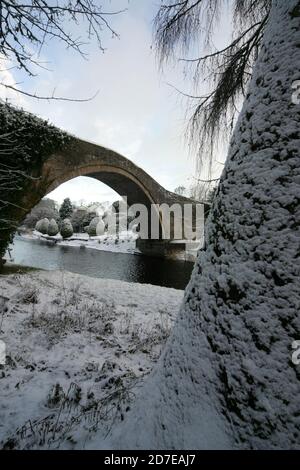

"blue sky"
[1,0,230,204]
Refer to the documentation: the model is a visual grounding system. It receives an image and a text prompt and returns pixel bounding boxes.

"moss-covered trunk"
[0,103,70,260]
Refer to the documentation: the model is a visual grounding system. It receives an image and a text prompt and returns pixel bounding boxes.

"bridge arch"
[45,163,158,211]
[2,137,201,260]
[41,139,172,205]
[33,137,195,241]
[37,138,177,238]
[0,133,204,260]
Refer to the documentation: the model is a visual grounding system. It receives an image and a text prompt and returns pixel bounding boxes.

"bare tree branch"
[153,0,272,174]
[1,82,99,101]
[0,1,125,100]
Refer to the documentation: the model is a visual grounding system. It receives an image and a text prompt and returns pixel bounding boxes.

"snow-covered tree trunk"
[105,0,300,450]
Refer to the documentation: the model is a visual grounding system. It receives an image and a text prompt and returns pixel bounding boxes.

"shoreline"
[0,262,42,276]
[19,230,140,256]
[16,231,198,262]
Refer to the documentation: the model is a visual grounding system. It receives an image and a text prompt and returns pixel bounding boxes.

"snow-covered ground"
[0,270,183,450]
[21,230,139,255]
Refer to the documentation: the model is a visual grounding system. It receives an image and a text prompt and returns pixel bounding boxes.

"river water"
[5,237,195,290]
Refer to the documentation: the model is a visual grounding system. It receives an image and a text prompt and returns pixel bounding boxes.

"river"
[4,236,195,290]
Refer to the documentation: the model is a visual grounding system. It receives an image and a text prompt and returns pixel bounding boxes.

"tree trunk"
[102,0,300,450]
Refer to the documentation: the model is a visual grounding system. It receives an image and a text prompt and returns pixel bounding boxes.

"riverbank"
[0,270,183,449]
[0,263,40,276]
[5,237,194,289]
[20,230,139,255]
[17,231,200,262]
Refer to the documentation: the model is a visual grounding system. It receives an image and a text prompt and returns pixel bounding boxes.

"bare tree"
[0,0,124,99]
[189,177,217,203]
[174,185,187,196]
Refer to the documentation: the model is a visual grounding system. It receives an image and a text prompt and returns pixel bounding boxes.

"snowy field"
[0,270,183,449]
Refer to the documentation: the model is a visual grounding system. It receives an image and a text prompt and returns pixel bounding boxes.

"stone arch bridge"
[8,138,206,257]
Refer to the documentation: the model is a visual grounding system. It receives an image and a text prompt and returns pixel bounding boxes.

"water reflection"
[5,237,194,290]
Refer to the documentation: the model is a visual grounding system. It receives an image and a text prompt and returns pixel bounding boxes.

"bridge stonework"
[3,137,207,258]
